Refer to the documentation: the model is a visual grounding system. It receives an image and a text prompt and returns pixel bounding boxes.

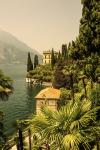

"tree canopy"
[69,0,100,59]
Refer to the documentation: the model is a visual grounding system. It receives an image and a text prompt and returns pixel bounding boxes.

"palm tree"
[30,98,100,150]
[15,120,30,150]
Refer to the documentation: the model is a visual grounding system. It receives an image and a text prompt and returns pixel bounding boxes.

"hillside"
[0,30,41,64]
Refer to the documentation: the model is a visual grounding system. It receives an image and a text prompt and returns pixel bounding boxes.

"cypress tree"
[53,60,67,89]
[79,0,100,56]
[61,44,68,60]
[58,51,62,60]
[34,54,39,69]
[51,49,56,69]
[27,52,33,72]
[69,0,100,59]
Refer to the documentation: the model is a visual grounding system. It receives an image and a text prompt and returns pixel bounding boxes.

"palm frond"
[63,132,91,150]
[81,100,92,113]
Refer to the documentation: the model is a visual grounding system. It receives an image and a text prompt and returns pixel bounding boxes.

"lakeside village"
[0,0,100,149]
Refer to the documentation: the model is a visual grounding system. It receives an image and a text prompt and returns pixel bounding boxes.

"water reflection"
[26,84,43,114]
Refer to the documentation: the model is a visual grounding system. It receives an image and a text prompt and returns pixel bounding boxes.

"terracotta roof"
[35,87,60,100]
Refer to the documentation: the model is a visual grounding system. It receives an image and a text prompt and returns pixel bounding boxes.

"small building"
[35,87,60,113]
[43,50,58,65]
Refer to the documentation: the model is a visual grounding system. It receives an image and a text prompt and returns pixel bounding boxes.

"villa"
[43,50,58,65]
[35,87,60,113]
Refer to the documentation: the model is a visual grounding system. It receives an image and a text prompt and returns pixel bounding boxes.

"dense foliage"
[31,99,100,150]
[27,64,53,83]
[53,60,67,89]
[53,53,100,90]
[69,0,100,59]
[80,0,100,55]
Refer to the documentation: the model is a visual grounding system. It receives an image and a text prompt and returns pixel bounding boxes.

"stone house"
[35,87,60,113]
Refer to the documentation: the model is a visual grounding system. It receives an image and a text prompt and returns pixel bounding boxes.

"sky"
[0,0,82,53]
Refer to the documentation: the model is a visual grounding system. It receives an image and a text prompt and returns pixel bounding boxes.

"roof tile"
[35,87,60,99]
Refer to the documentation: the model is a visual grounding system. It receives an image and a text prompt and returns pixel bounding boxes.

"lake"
[0,64,42,136]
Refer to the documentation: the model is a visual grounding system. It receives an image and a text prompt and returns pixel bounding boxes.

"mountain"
[0,30,41,64]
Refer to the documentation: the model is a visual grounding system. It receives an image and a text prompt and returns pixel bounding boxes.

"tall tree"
[34,54,39,69]
[57,51,62,60]
[61,44,68,60]
[79,0,100,56]
[63,65,78,101]
[69,0,100,59]
[51,49,56,69]
[27,52,33,72]
[53,60,67,89]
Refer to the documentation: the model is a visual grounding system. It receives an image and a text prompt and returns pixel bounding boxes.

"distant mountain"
[0,30,41,64]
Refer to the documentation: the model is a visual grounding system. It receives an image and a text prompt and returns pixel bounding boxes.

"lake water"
[0,64,42,136]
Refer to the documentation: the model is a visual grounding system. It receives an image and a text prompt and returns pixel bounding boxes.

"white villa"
[43,50,58,65]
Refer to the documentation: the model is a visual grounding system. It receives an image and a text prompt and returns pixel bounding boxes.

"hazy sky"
[0,0,82,53]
